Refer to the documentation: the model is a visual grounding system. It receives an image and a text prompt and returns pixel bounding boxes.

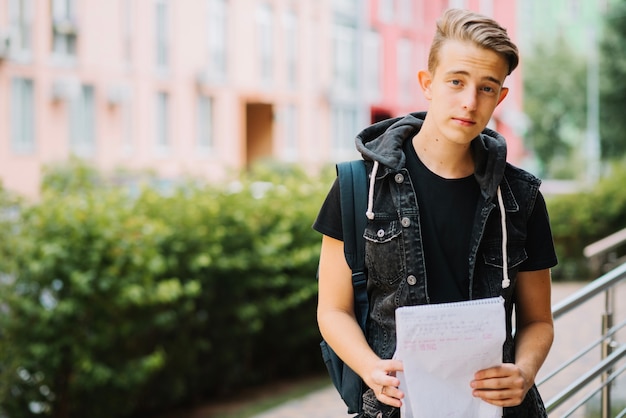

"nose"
[462,90,478,111]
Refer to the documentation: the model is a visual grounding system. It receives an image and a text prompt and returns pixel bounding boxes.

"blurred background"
[1,0,624,198]
[1,1,626,417]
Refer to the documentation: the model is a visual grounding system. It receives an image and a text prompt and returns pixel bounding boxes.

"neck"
[412,132,474,179]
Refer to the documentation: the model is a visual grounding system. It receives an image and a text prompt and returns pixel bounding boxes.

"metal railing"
[539,230,626,417]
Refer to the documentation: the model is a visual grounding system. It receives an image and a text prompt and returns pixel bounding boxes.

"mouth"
[452,117,476,127]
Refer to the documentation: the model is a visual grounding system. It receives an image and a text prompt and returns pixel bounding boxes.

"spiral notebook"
[395,296,505,418]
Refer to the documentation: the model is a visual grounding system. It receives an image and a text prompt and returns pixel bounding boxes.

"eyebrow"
[446,70,503,86]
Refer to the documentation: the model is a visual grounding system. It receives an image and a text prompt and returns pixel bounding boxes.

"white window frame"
[155,0,169,73]
[122,0,134,67]
[120,98,134,157]
[333,24,358,94]
[398,0,413,26]
[283,10,298,89]
[448,0,467,9]
[364,29,381,102]
[70,85,96,157]
[257,3,274,86]
[397,38,413,104]
[155,91,170,154]
[480,0,494,17]
[51,0,77,62]
[207,0,228,81]
[332,105,358,155]
[334,0,358,16]
[379,0,394,23]
[10,77,35,154]
[8,0,34,59]
[196,95,214,154]
[281,104,298,161]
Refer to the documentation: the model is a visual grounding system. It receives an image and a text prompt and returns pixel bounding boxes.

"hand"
[363,359,404,408]
[470,363,533,407]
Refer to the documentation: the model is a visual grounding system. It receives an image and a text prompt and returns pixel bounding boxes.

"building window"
[364,30,381,102]
[122,0,134,66]
[332,105,358,154]
[10,78,35,154]
[397,38,413,104]
[70,85,96,157]
[333,24,357,94]
[208,0,228,81]
[155,92,169,152]
[334,0,357,16]
[282,104,298,161]
[8,0,33,56]
[379,0,394,23]
[398,0,413,25]
[479,0,494,16]
[283,10,298,88]
[448,0,467,9]
[257,3,274,86]
[196,95,213,152]
[51,0,77,59]
[121,98,133,157]
[155,0,169,71]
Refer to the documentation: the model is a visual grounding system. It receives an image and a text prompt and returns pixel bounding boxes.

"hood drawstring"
[366,161,379,220]
[364,160,510,290]
[497,186,510,289]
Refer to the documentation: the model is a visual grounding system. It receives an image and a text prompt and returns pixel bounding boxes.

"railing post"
[600,287,615,418]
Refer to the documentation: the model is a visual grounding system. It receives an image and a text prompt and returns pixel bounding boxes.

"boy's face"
[418,40,509,146]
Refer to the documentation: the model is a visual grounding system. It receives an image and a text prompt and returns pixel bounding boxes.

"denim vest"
[355,114,548,417]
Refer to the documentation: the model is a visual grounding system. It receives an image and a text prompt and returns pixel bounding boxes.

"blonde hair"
[428,8,519,75]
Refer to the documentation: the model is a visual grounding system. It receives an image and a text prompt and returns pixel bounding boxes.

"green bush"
[0,161,334,418]
[546,163,626,280]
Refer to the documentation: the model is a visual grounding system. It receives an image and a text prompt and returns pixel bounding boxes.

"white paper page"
[395,297,505,418]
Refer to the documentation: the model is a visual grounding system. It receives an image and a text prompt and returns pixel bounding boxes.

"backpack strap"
[336,160,368,330]
[319,160,368,414]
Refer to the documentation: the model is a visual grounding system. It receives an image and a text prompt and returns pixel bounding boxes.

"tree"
[599,0,626,159]
[522,37,588,179]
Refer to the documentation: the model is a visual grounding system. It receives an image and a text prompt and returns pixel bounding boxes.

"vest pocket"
[482,241,528,269]
[364,220,405,286]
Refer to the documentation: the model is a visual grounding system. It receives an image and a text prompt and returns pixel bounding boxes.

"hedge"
[545,163,626,280]
[0,162,334,418]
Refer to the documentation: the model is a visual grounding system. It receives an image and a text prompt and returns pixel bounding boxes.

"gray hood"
[355,111,508,200]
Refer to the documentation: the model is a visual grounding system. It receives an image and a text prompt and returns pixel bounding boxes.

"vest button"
[377,229,385,238]
[401,217,411,227]
[394,173,404,183]
[407,275,417,285]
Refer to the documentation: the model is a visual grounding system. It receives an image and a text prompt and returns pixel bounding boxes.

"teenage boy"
[315,8,557,418]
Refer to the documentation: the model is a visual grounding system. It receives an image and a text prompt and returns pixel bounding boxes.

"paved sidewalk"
[253,281,626,418]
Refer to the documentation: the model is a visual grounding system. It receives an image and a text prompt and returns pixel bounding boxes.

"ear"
[497,87,509,106]
[418,70,433,101]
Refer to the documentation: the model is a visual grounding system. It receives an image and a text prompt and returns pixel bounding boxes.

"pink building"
[0,0,525,199]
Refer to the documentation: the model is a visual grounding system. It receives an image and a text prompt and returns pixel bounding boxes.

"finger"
[377,385,404,408]
[475,363,517,380]
[382,359,404,374]
[474,391,523,408]
[375,360,403,386]
[381,385,404,400]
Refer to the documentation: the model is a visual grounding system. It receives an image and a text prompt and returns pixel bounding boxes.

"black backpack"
[319,160,369,414]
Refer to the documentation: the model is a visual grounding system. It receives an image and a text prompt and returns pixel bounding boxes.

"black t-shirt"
[313,140,558,303]
[405,139,478,302]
